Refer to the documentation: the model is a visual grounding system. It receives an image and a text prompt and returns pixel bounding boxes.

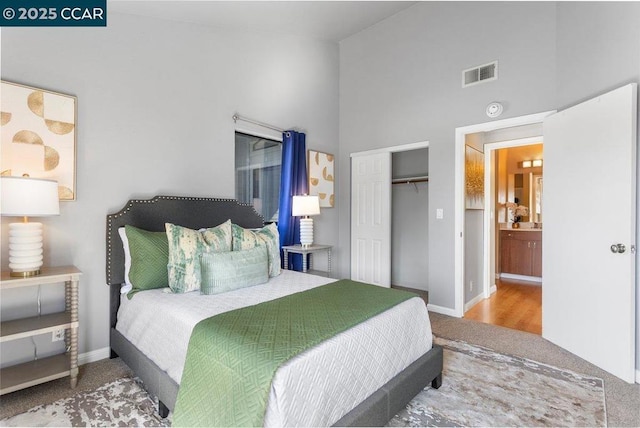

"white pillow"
[118,227,132,293]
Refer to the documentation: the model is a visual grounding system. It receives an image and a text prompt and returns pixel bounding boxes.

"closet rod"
[391,176,429,185]
[233,113,285,134]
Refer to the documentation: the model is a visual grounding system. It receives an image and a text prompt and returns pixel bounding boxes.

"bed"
[106,195,443,426]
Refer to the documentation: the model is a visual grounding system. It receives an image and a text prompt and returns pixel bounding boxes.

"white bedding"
[116,270,433,427]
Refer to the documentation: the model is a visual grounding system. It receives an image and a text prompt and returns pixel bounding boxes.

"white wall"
[339,1,557,308]
[463,134,485,305]
[339,1,640,373]
[0,12,339,360]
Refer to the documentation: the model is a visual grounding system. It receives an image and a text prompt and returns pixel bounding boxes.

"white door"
[543,84,637,382]
[351,152,391,287]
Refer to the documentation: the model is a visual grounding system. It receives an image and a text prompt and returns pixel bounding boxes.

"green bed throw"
[172,279,416,427]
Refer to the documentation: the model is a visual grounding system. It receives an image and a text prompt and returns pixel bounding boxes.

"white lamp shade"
[292,195,320,217]
[1,176,60,217]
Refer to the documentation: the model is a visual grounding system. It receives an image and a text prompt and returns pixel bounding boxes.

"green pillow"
[231,223,281,277]
[200,246,269,295]
[166,220,232,293]
[124,225,169,299]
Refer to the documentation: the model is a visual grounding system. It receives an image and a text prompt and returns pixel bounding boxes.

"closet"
[350,145,429,292]
[391,149,429,291]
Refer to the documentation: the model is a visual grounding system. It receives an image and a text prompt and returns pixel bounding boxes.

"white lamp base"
[8,222,44,277]
[299,217,314,248]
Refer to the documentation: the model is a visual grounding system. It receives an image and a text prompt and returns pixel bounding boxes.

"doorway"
[455,85,637,383]
[453,111,553,318]
[465,141,544,334]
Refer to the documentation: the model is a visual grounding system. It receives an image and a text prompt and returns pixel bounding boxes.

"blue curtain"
[277,130,307,271]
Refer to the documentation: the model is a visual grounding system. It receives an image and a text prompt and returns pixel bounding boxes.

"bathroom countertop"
[499,227,542,231]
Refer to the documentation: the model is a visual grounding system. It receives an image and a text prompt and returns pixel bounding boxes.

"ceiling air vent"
[462,61,498,88]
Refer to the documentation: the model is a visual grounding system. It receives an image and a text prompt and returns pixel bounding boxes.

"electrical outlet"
[52,329,65,342]
[469,280,473,292]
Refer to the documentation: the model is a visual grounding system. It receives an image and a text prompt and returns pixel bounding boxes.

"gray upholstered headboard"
[106,195,264,286]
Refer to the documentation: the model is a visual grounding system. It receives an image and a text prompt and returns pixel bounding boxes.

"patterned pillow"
[166,220,232,293]
[200,246,269,295]
[123,225,169,299]
[231,223,281,277]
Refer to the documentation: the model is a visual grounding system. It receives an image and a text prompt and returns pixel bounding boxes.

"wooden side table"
[0,266,81,395]
[282,244,332,276]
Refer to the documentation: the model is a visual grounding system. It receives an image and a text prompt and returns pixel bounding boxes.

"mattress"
[116,270,433,426]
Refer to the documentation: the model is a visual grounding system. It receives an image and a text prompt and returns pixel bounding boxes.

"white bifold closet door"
[351,152,391,287]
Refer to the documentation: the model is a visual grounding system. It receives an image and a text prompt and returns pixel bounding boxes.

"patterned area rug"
[1,337,606,427]
[0,377,169,427]
[388,337,606,427]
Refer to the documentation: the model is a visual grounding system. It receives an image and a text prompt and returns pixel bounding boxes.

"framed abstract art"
[307,149,335,208]
[465,145,484,209]
[1,81,77,200]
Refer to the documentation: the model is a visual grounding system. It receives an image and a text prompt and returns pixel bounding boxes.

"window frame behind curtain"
[234,131,282,223]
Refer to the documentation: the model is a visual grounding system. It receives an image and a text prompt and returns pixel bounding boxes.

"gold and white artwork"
[465,145,484,209]
[308,150,335,208]
[1,81,76,200]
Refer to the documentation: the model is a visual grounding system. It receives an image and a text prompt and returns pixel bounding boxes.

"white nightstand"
[282,244,332,276]
[0,266,81,395]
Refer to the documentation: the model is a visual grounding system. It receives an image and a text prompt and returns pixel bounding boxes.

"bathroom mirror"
[511,172,543,223]
[497,144,543,224]
[533,175,542,223]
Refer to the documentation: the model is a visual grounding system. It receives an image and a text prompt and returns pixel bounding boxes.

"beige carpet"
[0,377,168,427]
[389,337,605,427]
[1,337,607,427]
[1,314,638,426]
[429,313,640,427]
[0,358,133,421]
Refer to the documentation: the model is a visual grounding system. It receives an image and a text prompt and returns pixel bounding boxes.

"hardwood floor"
[464,278,542,335]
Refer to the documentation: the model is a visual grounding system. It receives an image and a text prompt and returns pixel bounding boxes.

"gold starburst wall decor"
[465,145,484,209]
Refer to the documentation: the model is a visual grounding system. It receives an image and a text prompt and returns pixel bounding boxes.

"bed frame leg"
[109,349,119,359]
[158,401,170,418]
[431,373,442,389]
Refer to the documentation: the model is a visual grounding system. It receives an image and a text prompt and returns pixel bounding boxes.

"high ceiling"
[109,1,417,42]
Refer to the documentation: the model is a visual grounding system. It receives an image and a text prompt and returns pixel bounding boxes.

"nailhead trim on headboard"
[106,195,264,287]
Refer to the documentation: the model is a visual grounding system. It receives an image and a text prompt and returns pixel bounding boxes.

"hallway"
[464,279,542,335]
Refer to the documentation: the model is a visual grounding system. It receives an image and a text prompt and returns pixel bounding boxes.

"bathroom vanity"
[500,229,542,278]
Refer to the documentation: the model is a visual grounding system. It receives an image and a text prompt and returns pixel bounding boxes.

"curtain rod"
[233,113,285,134]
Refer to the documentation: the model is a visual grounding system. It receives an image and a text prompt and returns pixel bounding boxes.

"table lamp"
[292,195,320,248]
[1,176,60,277]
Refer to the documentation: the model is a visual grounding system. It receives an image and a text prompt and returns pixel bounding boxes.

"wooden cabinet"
[0,266,81,395]
[500,231,542,277]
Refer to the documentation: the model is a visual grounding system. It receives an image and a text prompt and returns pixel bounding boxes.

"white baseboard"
[78,347,111,366]
[464,293,485,312]
[490,285,497,294]
[427,303,460,318]
[636,369,640,384]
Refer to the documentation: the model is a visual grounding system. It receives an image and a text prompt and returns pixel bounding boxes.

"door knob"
[610,243,626,254]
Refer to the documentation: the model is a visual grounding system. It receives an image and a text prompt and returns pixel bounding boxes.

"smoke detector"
[486,102,503,118]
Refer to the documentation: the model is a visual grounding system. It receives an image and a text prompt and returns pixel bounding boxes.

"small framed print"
[308,149,334,208]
